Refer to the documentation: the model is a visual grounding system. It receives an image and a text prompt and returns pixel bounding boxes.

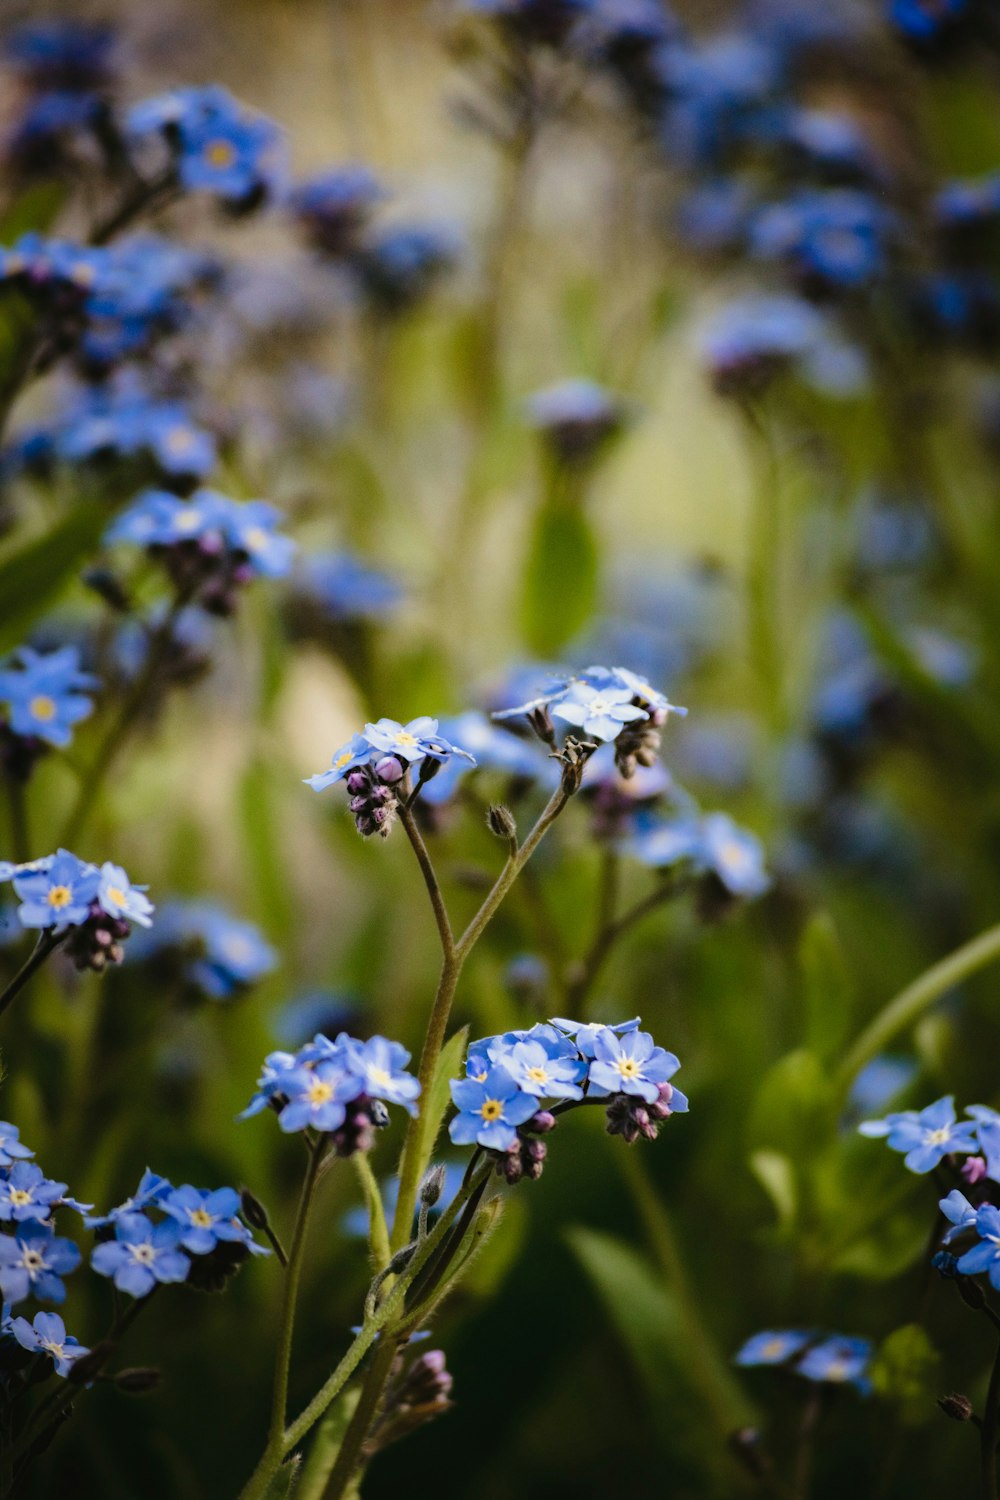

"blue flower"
[12,850,100,930]
[587,1028,687,1108]
[502,1039,586,1100]
[0,646,97,748]
[525,380,625,463]
[0,1124,34,1169]
[735,1329,812,1366]
[83,1168,172,1229]
[549,1015,640,1058]
[858,1095,979,1172]
[9,1311,89,1377]
[418,713,555,806]
[619,811,705,869]
[275,1059,364,1134]
[0,1163,67,1223]
[356,225,458,314]
[192,908,278,999]
[363,717,475,767]
[108,489,295,580]
[304,733,375,791]
[238,1051,301,1120]
[0,1221,81,1304]
[97,863,154,928]
[161,1186,248,1255]
[127,86,284,207]
[697,293,866,398]
[293,551,402,622]
[223,500,297,578]
[940,1189,979,1244]
[449,1066,539,1151]
[699,813,770,897]
[750,189,893,292]
[955,1206,1000,1290]
[552,681,647,742]
[797,1335,872,1391]
[91,1213,190,1298]
[342,1036,421,1114]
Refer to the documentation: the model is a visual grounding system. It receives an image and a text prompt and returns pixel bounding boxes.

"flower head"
[587,1028,687,1109]
[127,86,285,207]
[735,1330,813,1367]
[90,1212,190,1298]
[83,1168,172,1229]
[0,1163,67,1223]
[0,1124,34,1170]
[0,646,97,748]
[797,1335,872,1391]
[12,849,100,929]
[342,1036,422,1115]
[161,1186,248,1255]
[9,1310,89,1377]
[97,862,154,928]
[0,1221,81,1304]
[858,1095,979,1173]
[449,1066,539,1152]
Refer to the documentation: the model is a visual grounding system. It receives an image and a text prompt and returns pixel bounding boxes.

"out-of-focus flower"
[127,86,285,209]
[0,646,97,749]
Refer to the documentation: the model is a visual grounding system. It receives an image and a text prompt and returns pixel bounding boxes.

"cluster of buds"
[498,1109,556,1185]
[605,1080,677,1145]
[613,709,667,780]
[345,757,403,839]
[329,1096,389,1158]
[62,900,131,973]
[153,538,255,618]
[365,1348,454,1457]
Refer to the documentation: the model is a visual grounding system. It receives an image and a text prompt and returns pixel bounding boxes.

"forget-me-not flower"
[858,1095,979,1172]
[0,1163,67,1223]
[587,1028,687,1109]
[90,1212,190,1298]
[9,1311,89,1377]
[12,850,100,929]
[0,1222,81,1304]
[0,646,97,748]
[449,1066,539,1152]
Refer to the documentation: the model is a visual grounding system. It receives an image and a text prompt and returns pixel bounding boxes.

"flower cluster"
[937,1192,1000,1290]
[127,899,276,1000]
[494,664,686,779]
[107,488,295,614]
[735,1329,873,1394]
[449,1018,687,1182]
[858,1095,988,1175]
[89,1169,267,1299]
[306,717,476,837]
[242,1031,420,1156]
[0,850,152,971]
[0,645,97,778]
[0,1124,86,1326]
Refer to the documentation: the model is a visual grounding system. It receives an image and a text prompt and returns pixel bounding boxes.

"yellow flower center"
[761,1337,789,1360]
[105,885,127,911]
[307,1078,335,1106]
[29,695,56,722]
[243,527,269,552]
[480,1099,504,1122]
[166,426,195,453]
[8,1189,32,1207]
[47,885,72,909]
[205,139,236,168]
[395,731,418,748]
[823,1358,849,1381]
[221,935,253,963]
[368,1066,391,1090]
[615,1057,641,1079]
[40,1338,65,1357]
[175,509,203,534]
[720,839,753,874]
[189,1208,214,1228]
[927,1127,951,1146]
[526,1066,549,1084]
[334,749,354,770]
[472,1069,488,1083]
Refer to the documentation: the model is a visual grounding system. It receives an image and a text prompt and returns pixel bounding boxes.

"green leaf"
[748,1048,833,1159]
[417,1026,469,1179]
[520,502,598,656]
[748,1150,797,1233]
[295,1389,361,1500]
[799,911,853,1060]
[870,1324,940,1425]
[565,1225,752,1444]
[0,506,109,655]
[263,1454,302,1500]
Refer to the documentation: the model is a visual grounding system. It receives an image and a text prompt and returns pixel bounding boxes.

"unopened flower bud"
[420,1165,447,1207]
[239,1188,270,1231]
[487,804,518,841]
[938,1392,974,1422]
[962,1156,988,1185]
[527,1110,557,1134]
[345,770,370,795]
[375,755,405,784]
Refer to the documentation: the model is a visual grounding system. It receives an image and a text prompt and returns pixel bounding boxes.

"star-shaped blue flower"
[449,1065,538,1151]
[8,1310,89,1377]
[858,1095,979,1173]
[90,1212,190,1298]
[0,645,97,748]
[0,1221,81,1304]
[12,849,100,930]
[587,1028,687,1108]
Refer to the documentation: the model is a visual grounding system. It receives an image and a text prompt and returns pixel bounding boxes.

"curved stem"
[564,879,678,1013]
[5,778,29,865]
[319,1338,398,1500]
[835,922,1000,1098]
[352,1153,390,1273]
[397,805,454,959]
[0,932,63,1023]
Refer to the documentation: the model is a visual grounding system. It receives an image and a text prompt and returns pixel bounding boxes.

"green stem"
[391,780,569,1254]
[792,1386,824,1500]
[983,1338,1000,1500]
[835,922,1000,1097]
[397,805,454,960]
[319,1339,398,1500]
[563,879,679,1013]
[268,1141,325,1451]
[352,1153,391,1273]
[0,932,63,1023]
[6,778,29,865]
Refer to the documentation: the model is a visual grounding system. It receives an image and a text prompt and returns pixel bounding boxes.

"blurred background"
[3,0,1000,1495]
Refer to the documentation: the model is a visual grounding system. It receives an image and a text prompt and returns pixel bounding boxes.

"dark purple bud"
[501,1148,523,1185]
[648,707,667,728]
[527,1110,557,1134]
[349,795,369,814]
[938,1392,974,1422]
[375,755,405,784]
